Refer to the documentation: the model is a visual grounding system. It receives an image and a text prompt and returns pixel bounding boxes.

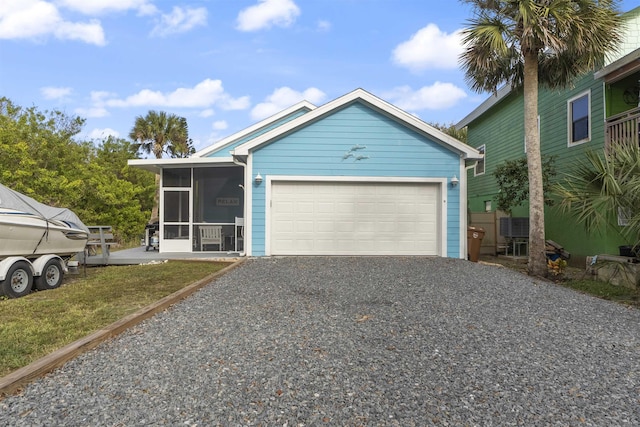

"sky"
[1,0,637,154]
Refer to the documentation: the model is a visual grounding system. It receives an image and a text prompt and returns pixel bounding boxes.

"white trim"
[193,101,317,158]
[244,156,254,256]
[128,157,235,174]
[567,90,591,147]
[264,175,448,257]
[458,158,468,259]
[474,144,486,176]
[594,47,640,82]
[234,88,482,160]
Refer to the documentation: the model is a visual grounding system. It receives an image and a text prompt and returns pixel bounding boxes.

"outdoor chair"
[200,225,223,251]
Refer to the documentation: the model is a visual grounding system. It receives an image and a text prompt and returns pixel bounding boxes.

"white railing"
[606,107,640,149]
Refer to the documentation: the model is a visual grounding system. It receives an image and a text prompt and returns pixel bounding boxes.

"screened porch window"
[193,167,244,251]
[160,166,244,251]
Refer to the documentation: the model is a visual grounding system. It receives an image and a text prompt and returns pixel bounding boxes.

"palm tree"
[459,0,623,277]
[554,142,640,253]
[129,110,190,222]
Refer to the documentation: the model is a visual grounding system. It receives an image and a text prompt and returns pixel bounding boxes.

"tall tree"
[430,122,468,143]
[0,98,155,242]
[129,111,191,222]
[459,0,623,277]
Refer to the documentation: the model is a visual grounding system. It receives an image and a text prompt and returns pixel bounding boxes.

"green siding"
[466,73,628,263]
[466,89,524,212]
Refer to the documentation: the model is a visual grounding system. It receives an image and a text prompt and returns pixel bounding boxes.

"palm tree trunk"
[150,173,160,224]
[523,52,547,277]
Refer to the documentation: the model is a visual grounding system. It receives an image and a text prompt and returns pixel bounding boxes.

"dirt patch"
[478,255,585,281]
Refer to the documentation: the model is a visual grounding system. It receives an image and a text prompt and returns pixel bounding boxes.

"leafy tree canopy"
[0,97,155,242]
[429,122,467,144]
[494,156,557,215]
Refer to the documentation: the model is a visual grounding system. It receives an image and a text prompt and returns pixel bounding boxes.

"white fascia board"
[192,101,317,158]
[128,157,235,174]
[456,84,513,129]
[594,48,640,82]
[233,88,483,160]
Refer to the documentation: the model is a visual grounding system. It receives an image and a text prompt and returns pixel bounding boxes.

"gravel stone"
[1,257,639,425]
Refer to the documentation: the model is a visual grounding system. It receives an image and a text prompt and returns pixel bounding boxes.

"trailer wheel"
[1,261,34,298]
[35,259,64,291]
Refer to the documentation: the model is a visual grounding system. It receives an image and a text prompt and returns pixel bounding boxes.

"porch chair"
[234,217,244,252]
[200,225,223,251]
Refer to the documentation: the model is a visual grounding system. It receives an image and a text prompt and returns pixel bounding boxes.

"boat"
[0,184,89,258]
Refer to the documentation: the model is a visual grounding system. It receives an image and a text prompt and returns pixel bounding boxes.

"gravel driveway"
[1,257,639,426]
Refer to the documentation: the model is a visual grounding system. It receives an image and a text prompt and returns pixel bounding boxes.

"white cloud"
[103,79,250,111]
[317,20,331,32]
[383,83,467,111]
[56,0,157,16]
[75,106,110,118]
[87,127,120,140]
[55,19,106,45]
[41,86,72,99]
[151,6,207,37]
[251,86,325,120]
[199,109,215,118]
[212,120,228,130]
[392,24,463,72]
[0,0,106,45]
[236,0,300,32]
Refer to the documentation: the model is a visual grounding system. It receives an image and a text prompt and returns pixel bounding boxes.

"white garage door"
[270,181,440,255]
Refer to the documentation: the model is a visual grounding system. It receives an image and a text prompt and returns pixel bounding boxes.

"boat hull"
[0,210,89,258]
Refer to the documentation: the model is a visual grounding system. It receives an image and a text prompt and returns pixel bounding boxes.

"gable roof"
[455,85,513,129]
[233,88,482,160]
[193,100,317,158]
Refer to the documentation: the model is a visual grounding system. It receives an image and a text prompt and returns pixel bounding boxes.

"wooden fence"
[469,211,510,255]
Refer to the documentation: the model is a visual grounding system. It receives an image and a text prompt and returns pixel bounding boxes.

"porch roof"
[594,48,640,83]
[128,156,236,174]
[192,100,317,158]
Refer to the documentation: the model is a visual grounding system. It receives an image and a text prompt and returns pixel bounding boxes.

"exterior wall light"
[451,175,459,187]
[254,173,263,184]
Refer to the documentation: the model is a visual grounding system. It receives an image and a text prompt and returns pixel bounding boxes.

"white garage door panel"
[270,181,440,255]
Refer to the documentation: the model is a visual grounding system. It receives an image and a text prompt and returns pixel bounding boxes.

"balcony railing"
[606,106,640,149]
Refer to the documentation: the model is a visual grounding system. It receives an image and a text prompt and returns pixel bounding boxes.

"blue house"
[130,89,482,258]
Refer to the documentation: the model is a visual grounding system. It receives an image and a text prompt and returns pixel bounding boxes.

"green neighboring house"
[456,7,640,265]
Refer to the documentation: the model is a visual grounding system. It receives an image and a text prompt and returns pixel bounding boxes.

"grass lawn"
[0,261,228,378]
[480,255,640,307]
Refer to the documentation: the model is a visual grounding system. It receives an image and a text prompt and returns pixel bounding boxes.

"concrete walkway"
[82,245,242,265]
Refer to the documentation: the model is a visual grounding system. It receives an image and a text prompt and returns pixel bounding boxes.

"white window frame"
[567,90,591,146]
[618,207,630,227]
[474,144,485,176]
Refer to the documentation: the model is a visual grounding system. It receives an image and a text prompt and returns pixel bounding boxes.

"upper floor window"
[568,91,590,146]
[475,144,485,176]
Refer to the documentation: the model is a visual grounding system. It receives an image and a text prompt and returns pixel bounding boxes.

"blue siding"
[250,102,462,257]
[205,109,311,158]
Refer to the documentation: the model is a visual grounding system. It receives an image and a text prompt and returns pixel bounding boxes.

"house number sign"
[216,197,239,206]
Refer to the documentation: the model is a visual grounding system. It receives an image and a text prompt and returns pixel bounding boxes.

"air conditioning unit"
[499,217,529,238]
